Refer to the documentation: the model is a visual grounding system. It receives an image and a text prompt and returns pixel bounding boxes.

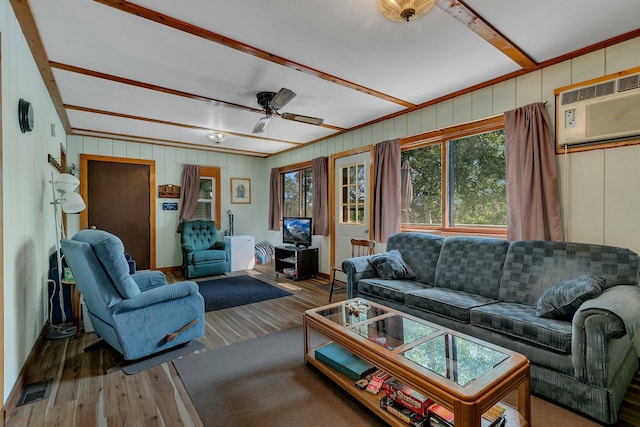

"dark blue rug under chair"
[196,275,292,312]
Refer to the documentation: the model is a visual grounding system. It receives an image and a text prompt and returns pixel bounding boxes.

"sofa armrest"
[131,270,167,292]
[111,281,199,314]
[341,255,378,299]
[572,285,640,384]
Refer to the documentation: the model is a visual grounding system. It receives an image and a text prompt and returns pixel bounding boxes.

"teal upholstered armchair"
[61,229,204,360]
[180,220,230,279]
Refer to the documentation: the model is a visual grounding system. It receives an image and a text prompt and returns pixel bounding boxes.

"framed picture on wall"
[230,178,251,204]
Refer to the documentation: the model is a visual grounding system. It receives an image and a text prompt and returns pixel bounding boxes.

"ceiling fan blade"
[252,115,272,134]
[280,112,324,126]
[268,88,296,110]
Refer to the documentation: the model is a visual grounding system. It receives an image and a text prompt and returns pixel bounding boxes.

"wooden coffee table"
[303,298,531,427]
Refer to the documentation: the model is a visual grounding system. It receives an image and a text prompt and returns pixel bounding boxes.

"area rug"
[174,327,601,427]
[173,327,384,427]
[197,275,292,312]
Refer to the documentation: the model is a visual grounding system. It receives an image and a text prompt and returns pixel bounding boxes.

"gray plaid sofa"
[342,232,640,424]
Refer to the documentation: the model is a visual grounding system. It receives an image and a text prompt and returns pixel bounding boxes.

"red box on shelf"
[384,378,433,417]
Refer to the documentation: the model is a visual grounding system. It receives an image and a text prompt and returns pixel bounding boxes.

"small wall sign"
[162,202,178,210]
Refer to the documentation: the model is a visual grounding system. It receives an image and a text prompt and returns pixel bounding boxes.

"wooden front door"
[80,155,156,270]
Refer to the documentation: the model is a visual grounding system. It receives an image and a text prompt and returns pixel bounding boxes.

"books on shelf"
[384,378,433,417]
[314,343,376,381]
[366,370,391,394]
[482,404,506,427]
[428,403,455,427]
[380,396,429,427]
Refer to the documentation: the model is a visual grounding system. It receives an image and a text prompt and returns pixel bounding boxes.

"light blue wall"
[2,0,68,402]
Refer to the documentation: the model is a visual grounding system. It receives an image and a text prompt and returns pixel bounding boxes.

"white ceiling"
[19,0,640,157]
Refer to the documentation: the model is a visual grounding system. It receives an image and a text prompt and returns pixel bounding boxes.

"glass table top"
[315,300,388,327]
[402,333,510,386]
[351,314,437,350]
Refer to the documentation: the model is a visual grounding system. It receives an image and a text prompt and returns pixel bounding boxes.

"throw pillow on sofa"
[536,275,605,320]
[368,250,416,280]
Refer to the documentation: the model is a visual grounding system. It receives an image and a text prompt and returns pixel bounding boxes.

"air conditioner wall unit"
[555,68,640,147]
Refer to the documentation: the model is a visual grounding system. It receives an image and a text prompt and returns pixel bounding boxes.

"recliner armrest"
[111,281,199,314]
[131,270,167,292]
[181,243,195,253]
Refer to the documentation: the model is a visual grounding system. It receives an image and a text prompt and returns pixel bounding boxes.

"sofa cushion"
[368,250,416,280]
[536,275,604,320]
[499,240,640,306]
[358,278,428,304]
[192,249,227,263]
[434,236,509,299]
[405,288,497,323]
[387,232,445,285]
[470,302,573,353]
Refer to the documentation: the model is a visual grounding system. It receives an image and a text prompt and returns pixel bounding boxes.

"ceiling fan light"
[252,116,272,134]
[268,88,296,110]
[378,0,436,22]
[206,131,230,144]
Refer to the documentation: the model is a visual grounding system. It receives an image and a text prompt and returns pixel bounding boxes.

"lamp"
[47,172,86,339]
[378,0,436,22]
[206,132,230,144]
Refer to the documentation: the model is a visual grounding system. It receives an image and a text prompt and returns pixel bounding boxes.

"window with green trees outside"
[401,118,506,233]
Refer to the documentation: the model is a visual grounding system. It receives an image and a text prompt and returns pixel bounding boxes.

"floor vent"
[17,378,53,406]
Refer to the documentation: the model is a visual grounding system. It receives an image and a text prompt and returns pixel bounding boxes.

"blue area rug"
[197,275,292,312]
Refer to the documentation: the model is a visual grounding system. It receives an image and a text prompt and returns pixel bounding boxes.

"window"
[193,166,221,227]
[282,167,312,217]
[339,162,366,224]
[401,117,506,233]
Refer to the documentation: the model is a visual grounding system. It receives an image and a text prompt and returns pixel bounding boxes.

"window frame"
[400,115,506,236]
[280,160,313,220]
[195,166,221,228]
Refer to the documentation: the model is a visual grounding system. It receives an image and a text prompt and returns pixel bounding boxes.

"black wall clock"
[18,98,34,133]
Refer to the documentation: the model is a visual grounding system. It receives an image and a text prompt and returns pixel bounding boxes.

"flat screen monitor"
[282,217,313,248]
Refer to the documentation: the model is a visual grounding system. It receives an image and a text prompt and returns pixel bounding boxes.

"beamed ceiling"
[11,0,640,157]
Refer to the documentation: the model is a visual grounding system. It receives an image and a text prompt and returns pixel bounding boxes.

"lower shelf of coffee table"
[306,352,524,427]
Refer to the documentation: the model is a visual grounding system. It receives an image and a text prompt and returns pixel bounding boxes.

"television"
[282,217,313,248]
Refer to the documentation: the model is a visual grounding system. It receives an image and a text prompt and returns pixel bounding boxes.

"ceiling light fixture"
[378,0,436,22]
[206,132,230,144]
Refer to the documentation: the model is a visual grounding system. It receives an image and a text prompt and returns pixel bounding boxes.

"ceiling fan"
[252,87,324,134]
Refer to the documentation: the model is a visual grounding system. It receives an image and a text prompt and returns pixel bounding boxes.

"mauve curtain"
[312,156,330,236]
[505,102,564,241]
[177,164,200,231]
[268,167,281,231]
[373,139,401,243]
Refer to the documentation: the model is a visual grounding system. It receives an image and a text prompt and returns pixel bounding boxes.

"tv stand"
[275,246,318,281]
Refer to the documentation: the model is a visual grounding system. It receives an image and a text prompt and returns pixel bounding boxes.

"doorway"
[79,155,156,270]
[331,149,373,279]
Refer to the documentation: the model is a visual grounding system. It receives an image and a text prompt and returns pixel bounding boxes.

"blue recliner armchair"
[61,229,205,360]
[180,220,230,279]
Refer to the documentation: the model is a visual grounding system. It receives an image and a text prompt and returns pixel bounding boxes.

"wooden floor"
[6,264,640,426]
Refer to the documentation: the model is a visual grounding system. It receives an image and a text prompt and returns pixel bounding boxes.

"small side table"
[61,279,82,338]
